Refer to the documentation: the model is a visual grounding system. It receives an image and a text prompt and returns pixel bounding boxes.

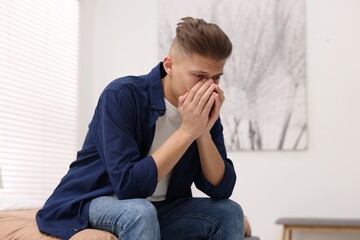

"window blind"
[0,0,79,201]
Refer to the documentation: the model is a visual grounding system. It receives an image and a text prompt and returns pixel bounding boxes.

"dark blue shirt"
[36,63,236,239]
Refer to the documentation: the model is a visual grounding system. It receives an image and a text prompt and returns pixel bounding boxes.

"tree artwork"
[159,0,306,150]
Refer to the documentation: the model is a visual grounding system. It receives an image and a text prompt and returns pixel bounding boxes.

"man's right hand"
[178,79,218,141]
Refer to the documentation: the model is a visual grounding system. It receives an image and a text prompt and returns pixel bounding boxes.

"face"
[163,53,226,106]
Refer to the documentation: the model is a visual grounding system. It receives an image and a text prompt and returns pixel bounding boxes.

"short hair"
[172,17,232,60]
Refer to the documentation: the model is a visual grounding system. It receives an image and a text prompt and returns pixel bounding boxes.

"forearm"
[196,132,225,186]
[151,128,194,181]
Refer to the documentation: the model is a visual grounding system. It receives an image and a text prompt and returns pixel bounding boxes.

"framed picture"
[159,0,307,151]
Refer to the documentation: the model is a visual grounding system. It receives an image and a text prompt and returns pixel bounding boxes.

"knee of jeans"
[131,199,158,222]
[221,199,244,221]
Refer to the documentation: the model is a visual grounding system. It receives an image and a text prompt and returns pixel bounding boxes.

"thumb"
[178,92,188,108]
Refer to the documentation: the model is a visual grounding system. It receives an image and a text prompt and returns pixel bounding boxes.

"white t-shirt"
[146,98,181,202]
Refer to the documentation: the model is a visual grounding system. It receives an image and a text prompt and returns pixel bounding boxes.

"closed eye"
[194,74,207,80]
[212,75,221,81]
[192,73,223,82]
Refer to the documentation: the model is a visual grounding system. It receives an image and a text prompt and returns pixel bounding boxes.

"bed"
[0,209,117,240]
[0,208,257,240]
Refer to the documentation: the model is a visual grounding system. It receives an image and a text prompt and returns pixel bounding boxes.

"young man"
[37,17,244,240]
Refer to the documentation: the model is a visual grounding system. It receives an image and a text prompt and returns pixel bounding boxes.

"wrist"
[177,127,197,143]
[196,132,212,143]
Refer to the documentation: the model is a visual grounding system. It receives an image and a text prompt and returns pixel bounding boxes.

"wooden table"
[276,217,360,240]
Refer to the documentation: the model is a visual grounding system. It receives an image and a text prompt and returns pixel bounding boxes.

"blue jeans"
[89,196,244,240]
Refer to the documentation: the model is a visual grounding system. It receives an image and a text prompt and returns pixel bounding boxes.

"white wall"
[78,0,360,239]
[78,0,159,145]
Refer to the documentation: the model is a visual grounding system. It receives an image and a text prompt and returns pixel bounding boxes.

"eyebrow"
[191,71,223,77]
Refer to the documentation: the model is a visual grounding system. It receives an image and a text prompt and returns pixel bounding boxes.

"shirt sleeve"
[91,88,158,199]
[194,118,237,199]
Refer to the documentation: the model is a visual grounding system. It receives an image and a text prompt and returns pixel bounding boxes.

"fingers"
[213,84,225,105]
[184,79,207,105]
[178,81,224,139]
[206,85,226,130]
[202,92,217,116]
[185,79,217,113]
[178,92,188,108]
[209,93,220,118]
[186,80,215,104]
[197,84,217,115]
[192,80,215,107]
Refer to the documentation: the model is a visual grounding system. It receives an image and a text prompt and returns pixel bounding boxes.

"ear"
[163,56,173,74]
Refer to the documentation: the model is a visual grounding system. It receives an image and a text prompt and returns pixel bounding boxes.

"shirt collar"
[147,62,167,115]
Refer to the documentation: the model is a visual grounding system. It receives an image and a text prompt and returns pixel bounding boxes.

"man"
[37,17,244,240]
